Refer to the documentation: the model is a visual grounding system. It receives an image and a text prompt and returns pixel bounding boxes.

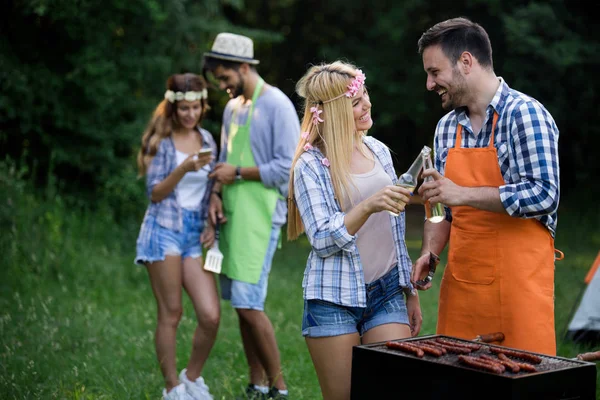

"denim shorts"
[135,208,203,265]
[302,267,409,337]
[219,226,280,311]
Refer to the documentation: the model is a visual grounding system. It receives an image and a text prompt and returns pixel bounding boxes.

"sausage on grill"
[434,341,472,354]
[489,347,542,364]
[411,342,444,357]
[458,355,504,374]
[385,341,424,358]
[420,340,448,355]
[480,354,517,373]
[495,353,521,373]
[436,338,482,351]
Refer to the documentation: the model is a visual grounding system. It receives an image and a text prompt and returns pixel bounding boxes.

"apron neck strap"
[231,78,265,129]
[455,111,499,149]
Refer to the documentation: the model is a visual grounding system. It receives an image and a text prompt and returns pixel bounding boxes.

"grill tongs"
[472,331,600,362]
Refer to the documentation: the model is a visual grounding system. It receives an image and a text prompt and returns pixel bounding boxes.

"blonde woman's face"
[352,86,372,131]
[176,100,203,129]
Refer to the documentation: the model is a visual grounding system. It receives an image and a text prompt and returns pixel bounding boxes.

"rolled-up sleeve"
[146,140,169,200]
[499,103,560,218]
[294,156,355,257]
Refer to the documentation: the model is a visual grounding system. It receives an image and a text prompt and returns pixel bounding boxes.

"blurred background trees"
[2,0,598,219]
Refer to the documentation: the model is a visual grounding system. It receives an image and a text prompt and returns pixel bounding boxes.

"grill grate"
[351,334,598,399]
[376,335,582,377]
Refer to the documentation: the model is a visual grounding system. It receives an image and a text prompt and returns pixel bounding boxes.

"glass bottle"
[422,148,446,223]
[388,146,429,217]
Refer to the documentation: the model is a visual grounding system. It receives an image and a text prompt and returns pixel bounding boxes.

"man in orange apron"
[413,17,561,355]
[202,33,300,398]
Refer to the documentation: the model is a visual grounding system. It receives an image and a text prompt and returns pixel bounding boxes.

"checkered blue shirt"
[433,78,560,237]
[293,136,414,308]
[144,128,218,232]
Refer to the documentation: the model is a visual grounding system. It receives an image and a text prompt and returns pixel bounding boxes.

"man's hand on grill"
[407,292,422,336]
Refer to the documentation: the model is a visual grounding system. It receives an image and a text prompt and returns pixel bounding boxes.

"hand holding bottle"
[363,184,412,215]
[419,168,461,208]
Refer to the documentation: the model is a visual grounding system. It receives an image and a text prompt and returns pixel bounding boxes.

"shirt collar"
[456,77,509,128]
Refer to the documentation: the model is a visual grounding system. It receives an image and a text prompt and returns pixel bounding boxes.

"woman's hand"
[181,152,213,173]
[363,184,412,215]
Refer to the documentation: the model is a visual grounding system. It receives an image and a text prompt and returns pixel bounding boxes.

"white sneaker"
[179,368,214,400]
[163,383,194,400]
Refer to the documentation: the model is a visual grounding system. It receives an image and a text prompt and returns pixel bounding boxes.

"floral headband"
[310,69,366,125]
[302,69,366,168]
[164,89,208,103]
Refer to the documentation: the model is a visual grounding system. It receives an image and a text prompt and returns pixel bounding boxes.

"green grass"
[1,179,599,399]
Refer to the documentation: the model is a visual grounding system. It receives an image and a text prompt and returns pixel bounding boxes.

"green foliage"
[0,0,237,202]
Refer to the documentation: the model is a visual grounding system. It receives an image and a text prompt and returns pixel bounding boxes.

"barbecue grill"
[351,335,597,399]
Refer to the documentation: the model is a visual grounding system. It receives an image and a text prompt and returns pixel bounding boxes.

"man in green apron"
[202,33,300,399]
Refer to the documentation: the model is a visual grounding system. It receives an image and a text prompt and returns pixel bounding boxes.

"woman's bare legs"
[361,323,411,344]
[146,255,184,391]
[182,256,220,380]
[305,333,361,400]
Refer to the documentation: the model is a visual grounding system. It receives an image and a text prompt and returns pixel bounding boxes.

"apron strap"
[231,78,265,131]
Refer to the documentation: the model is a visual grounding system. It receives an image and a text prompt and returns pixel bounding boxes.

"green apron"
[221,79,281,284]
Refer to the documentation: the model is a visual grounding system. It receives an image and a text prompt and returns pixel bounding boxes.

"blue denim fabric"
[219,226,280,311]
[302,267,409,337]
[135,208,203,265]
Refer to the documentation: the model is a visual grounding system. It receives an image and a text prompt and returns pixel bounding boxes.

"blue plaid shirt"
[293,135,414,308]
[144,127,218,232]
[433,78,560,237]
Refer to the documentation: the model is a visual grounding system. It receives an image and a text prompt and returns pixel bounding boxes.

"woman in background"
[135,73,218,400]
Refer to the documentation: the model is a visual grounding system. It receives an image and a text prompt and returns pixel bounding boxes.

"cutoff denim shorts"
[302,267,409,337]
[219,225,281,311]
[135,208,203,265]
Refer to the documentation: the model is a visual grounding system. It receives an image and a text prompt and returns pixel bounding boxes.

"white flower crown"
[164,89,208,103]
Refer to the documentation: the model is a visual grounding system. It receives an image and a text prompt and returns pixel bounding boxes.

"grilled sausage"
[385,341,424,358]
[420,340,448,355]
[436,338,482,351]
[480,354,518,373]
[512,361,538,372]
[411,342,444,357]
[473,355,506,373]
[458,355,504,374]
[495,353,521,373]
[433,341,472,354]
[489,347,542,364]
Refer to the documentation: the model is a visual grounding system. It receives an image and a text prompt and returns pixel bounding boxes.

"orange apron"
[437,112,557,355]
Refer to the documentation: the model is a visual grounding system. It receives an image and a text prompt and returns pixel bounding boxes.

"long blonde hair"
[287,61,370,240]
[136,73,210,176]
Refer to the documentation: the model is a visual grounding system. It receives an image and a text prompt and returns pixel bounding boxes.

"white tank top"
[175,150,209,210]
[345,158,397,283]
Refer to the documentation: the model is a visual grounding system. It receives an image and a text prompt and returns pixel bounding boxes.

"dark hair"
[201,56,256,85]
[417,17,493,69]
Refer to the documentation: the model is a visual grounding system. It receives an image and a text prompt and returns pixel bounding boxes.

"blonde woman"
[288,61,422,400]
[135,73,219,400]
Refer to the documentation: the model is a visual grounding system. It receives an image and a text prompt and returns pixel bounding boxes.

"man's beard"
[442,68,468,111]
[229,73,245,98]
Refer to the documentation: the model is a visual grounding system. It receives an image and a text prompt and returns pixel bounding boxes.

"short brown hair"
[417,17,493,69]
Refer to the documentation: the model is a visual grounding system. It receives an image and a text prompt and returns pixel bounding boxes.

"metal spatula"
[204,221,223,274]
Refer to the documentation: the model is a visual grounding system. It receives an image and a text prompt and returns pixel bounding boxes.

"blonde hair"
[287,60,371,240]
[136,73,210,176]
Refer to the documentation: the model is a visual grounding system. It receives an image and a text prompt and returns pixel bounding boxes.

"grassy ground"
[1,185,598,399]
